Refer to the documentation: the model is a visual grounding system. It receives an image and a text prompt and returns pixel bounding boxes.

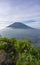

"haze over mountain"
[8,22,33,29]
[0,22,40,47]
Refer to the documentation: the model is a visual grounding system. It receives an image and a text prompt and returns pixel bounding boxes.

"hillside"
[0,25,40,47]
[0,38,40,65]
[8,22,33,29]
[0,35,1,37]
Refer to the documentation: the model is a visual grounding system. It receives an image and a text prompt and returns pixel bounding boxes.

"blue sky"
[0,0,40,29]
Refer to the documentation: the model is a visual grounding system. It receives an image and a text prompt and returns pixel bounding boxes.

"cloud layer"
[0,0,40,29]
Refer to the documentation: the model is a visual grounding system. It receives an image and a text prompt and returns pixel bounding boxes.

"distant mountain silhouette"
[8,22,33,29]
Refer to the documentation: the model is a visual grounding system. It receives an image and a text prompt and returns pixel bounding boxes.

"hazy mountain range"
[0,22,40,47]
[8,22,33,29]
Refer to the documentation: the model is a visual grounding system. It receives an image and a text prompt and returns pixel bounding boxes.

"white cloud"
[27,21,40,29]
[0,0,40,29]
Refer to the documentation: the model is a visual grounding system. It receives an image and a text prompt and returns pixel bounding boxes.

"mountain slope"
[0,35,2,37]
[8,22,33,29]
[0,38,40,65]
[0,22,40,47]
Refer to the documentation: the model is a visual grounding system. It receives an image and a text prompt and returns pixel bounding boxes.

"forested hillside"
[0,38,40,65]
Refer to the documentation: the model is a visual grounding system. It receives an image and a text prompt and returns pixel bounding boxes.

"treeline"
[0,38,40,65]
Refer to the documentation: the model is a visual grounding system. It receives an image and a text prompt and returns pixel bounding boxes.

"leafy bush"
[0,38,40,65]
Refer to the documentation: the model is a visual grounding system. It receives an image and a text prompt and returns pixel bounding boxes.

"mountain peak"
[8,22,33,29]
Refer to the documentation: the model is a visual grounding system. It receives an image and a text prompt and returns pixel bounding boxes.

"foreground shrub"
[0,38,40,65]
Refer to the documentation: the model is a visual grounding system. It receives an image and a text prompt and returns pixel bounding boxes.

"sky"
[0,0,40,29]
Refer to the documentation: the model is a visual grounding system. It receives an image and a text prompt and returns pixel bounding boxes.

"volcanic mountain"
[8,22,33,29]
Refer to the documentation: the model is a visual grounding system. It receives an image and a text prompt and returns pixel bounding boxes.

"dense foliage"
[0,38,40,65]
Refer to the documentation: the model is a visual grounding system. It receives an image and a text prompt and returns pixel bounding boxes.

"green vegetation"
[0,38,40,65]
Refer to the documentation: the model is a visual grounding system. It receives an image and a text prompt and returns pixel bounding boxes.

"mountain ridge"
[8,22,33,29]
